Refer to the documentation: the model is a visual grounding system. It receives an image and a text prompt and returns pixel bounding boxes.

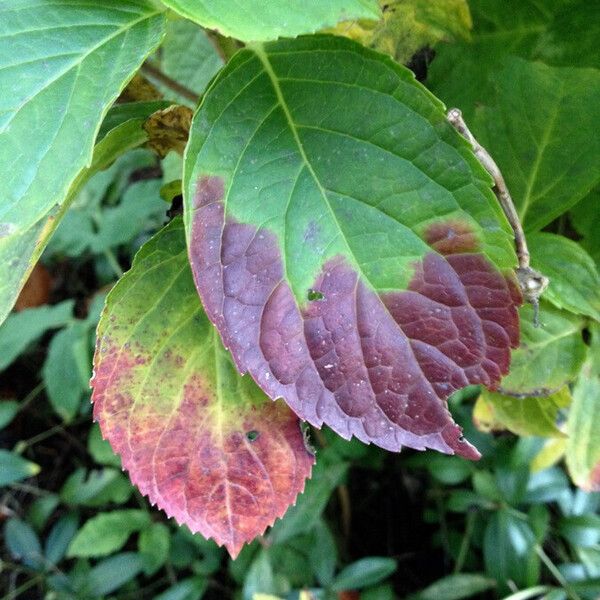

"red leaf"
[92,220,314,557]
[189,178,521,459]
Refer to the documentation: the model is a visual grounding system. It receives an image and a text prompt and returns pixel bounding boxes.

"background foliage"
[1,0,599,598]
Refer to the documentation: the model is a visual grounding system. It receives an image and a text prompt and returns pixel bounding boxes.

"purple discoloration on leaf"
[190,177,521,459]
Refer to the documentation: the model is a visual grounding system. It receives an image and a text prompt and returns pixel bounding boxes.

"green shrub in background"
[1,0,599,598]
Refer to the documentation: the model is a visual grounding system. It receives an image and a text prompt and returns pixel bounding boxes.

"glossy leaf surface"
[185,36,521,459]
[92,219,313,557]
[161,0,379,41]
[0,1,165,325]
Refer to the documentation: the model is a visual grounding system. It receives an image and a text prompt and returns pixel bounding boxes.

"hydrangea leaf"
[475,387,571,438]
[161,0,380,42]
[529,232,600,322]
[499,303,587,396]
[567,359,600,492]
[328,0,472,65]
[184,36,522,460]
[0,1,166,325]
[91,218,314,558]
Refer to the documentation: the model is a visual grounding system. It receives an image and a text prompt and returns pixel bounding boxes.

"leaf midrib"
[252,43,377,293]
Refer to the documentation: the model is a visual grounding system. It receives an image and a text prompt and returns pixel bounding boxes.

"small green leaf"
[483,510,539,591]
[500,303,586,396]
[529,233,600,321]
[68,509,151,558]
[332,557,397,591]
[409,573,496,600]
[87,424,122,468]
[43,322,91,422]
[44,514,79,566]
[86,552,145,596]
[4,518,44,570]
[27,495,60,532]
[0,449,40,486]
[60,468,133,507]
[161,0,380,41]
[267,460,348,545]
[478,387,570,438]
[0,301,73,370]
[0,400,19,429]
[139,522,171,576]
[0,1,166,324]
[310,520,338,587]
[242,550,276,600]
[153,577,208,600]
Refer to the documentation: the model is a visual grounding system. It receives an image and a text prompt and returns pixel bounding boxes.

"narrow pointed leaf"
[161,0,380,42]
[91,219,314,557]
[0,1,165,324]
[184,36,522,459]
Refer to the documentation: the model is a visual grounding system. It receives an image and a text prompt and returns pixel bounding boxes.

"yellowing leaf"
[329,0,472,64]
[478,388,571,438]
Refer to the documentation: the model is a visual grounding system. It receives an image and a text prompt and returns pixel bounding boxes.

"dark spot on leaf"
[246,430,260,442]
[423,220,479,255]
[307,289,324,301]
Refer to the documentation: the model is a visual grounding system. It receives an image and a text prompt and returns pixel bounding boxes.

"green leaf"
[184,35,522,461]
[329,0,472,65]
[139,522,171,576]
[161,0,380,41]
[67,509,151,558]
[43,322,91,422]
[566,360,600,492]
[86,552,145,596]
[0,1,166,325]
[0,400,19,429]
[409,573,496,600]
[4,518,44,570]
[427,0,599,119]
[332,557,397,591]
[242,550,276,600]
[478,387,570,438]
[309,520,338,587]
[44,513,79,566]
[570,188,600,268]
[48,148,156,258]
[153,577,208,600]
[27,495,60,532]
[267,459,348,545]
[60,468,133,507]
[87,424,122,468]
[156,19,223,104]
[0,449,40,486]
[483,510,539,591]
[472,58,600,232]
[91,218,314,558]
[0,300,73,370]
[529,233,600,321]
[499,303,586,396]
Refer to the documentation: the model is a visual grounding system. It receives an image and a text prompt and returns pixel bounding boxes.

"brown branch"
[447,108,549,326]
[141,62,200,105]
